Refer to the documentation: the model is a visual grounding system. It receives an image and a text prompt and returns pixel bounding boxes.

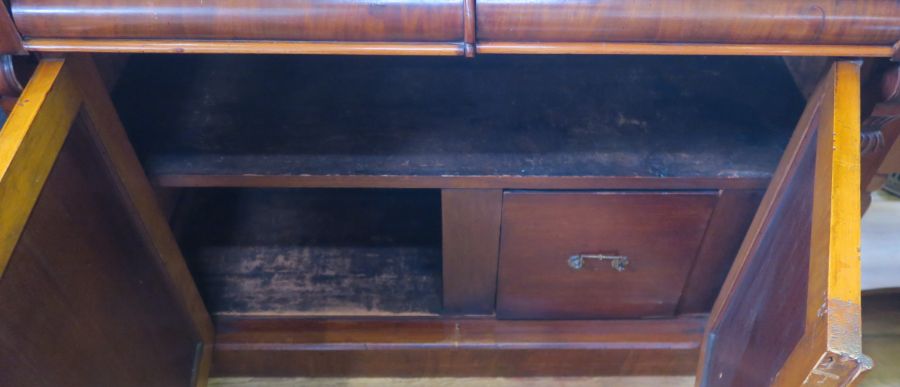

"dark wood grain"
[700,61,867,386]
[699,81,818,387]
[68,54,215,385]
[23,40,467,56]
[176,188,442,316]
[442,189,502,315]
[476,42,894,58]
[0,120,200,387]
[677,190,763,314]
[212,316,705,377]
[0,6,24,54]
[476,0,900,46]
[112,55,801,188]
[12,0,464,43]
[496,191,716,320]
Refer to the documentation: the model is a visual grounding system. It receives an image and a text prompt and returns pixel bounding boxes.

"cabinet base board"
[212,316,704,377]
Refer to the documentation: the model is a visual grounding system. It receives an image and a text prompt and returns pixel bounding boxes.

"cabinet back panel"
[113,55,803,186]
[175,188,443,317]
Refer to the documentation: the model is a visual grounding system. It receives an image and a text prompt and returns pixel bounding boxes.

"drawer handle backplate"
[568,254,629,272]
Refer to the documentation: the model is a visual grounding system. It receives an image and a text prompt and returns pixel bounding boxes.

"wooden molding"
[24,39,467,56]
[463,0,476,57]
[213,317,705,377]
[477,42,894,57]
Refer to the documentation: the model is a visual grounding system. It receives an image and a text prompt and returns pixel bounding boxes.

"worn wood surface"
[699,62,867,386]
[770,60,867,386]
[112,55,801,189]
[677,190,763,314]
[497,191,716,319]
[24,40,898,58]
[212,316,704,377]
[176,188,442,316]
[442,189,502,315]
[0,120,200,387]
[0,59,80,278]
[12,0,464,42]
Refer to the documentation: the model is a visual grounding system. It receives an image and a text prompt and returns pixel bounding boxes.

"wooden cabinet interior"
[108,54,802,319]
[112,55,802,189]
[107,54,792,377]
[0,52,871,385]
[173,188,443,317]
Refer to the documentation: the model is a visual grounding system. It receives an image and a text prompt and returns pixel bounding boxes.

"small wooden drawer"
[496,191,717,319]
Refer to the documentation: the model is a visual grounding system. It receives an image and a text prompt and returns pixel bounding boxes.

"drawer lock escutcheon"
[568,254,629,272]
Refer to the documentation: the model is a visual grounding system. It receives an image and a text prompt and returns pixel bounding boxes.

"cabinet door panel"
[697,61,869,386]
[0,56,212,386]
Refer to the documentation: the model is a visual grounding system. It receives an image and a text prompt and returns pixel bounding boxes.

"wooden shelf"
[212,316,706,377]
[113,55,804,189]
[174,188,443,317]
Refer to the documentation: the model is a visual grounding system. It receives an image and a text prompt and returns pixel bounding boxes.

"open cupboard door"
[696,61,870,386]
[0,55,213,386]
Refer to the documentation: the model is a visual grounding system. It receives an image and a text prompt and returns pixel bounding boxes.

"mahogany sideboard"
[0,1,899,386]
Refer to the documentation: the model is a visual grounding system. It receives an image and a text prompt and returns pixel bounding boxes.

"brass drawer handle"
[568,254,629,272]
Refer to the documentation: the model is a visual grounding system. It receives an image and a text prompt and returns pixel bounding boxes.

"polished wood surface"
[0,56,24,98]
[496,191,716,320]
[698,60,821,387]
[476,42,895,58]
[0,6,24,54]
[21,40,899,58]
[698,62,868,386]
[68,54,215,384]
[442,189,502,315]
[212,317,704,377]
[0,119,201,386]
[0,59,80,278]
[677,190,763,314]
[12,0,464,42]
[477,0,900,46]
[24,40,466,56]
[9,0,900,56]
[112,55,799,189]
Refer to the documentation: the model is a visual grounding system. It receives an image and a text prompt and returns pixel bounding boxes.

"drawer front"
[12,0,465,42]
[476,0,900,46]
[496,191,717,319]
